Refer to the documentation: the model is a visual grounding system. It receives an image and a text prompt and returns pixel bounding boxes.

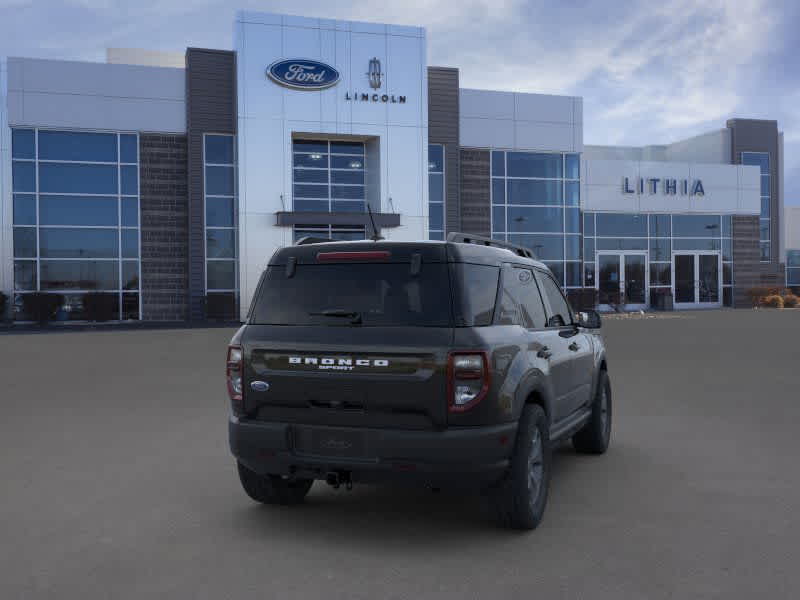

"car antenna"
[366,204,384,241]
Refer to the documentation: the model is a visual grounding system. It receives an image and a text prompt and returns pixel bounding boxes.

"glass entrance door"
[597,252,648,310]
[672,252,721,308]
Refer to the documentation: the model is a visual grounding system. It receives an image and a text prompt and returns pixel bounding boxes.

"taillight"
[227,345,243,414]
[447,351,491,413]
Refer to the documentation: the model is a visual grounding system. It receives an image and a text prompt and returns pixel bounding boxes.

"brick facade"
[459,149,491,237]
[139,134,189,321]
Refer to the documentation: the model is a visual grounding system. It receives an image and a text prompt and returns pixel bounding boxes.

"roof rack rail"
[446,232,536,259]
[295,236,333,246]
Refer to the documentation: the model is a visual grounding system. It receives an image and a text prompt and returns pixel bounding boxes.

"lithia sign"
[266,57,407,103]
[623,177,705,196]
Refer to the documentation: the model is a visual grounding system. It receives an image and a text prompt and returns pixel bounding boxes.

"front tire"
[572,370,612,454]
[488,404,551,530]
[237,462,313,505]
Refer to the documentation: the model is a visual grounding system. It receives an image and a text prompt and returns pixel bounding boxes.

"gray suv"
[227,233,611,529]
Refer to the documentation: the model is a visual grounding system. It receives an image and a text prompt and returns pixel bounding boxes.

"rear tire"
[237,462,313,505]
[488,404,550,530]
[572,370,612,454]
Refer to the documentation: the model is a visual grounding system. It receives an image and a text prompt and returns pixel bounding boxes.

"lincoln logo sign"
[623,177,705,196]
[266,59,340,90]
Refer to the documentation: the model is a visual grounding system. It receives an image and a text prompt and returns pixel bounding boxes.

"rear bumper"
[229,416,517,487]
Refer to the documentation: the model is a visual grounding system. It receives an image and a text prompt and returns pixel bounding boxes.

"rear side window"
[536,270,572,327]
[250,263,452,327]
[452,264,499,326]
[497,266,547,328]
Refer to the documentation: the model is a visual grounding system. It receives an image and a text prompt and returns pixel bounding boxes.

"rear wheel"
[488,404,550,530]
[572,370,612,454]
[237,462,313,505]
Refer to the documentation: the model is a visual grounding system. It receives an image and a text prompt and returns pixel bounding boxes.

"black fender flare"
[512,369,557,426]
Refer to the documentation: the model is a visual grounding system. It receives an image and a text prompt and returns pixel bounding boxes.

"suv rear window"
[250,264,452,327]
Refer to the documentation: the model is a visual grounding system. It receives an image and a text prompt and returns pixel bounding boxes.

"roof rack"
[446,232,536,259]
[295,236,334,246]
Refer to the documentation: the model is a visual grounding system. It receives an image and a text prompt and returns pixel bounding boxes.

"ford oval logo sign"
[267,59,340,90]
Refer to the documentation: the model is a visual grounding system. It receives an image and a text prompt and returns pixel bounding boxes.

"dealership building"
[0,11,793,322]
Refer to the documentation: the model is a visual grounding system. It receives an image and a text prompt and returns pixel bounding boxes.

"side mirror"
[577,309,602,329]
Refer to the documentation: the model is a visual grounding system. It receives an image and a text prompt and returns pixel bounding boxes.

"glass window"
[294,200,329,212]
[649,238,671,261]
[673,214,720,237]
[294,184,328,199]
[760,242,770,262]
[537,271,572,326]
[596,238,647,251]
[565,235,581,260]
[13,228,37,258]
[331,156,363,170]
[741,152,769,174]
[650,264,671,286]
[723,287,732,307]
[507,152,562,178]
[121,229,139,258]
[507,206,563,233]
[565,181,580,206]
[454,264,499,326]
[565,262,582,287]
[13,194,36,225]
[491,151,505,177]
[293,140,328,154]
[122,293,140,320]
[722,238,732,261]
[331,170,364,185]
[40,195,118,226]
[331,185,365,200]
[565,154,580,180]
[294,153,329,168]
[207,260,237,290]
[12,129,36,159]
[39,163,118,194]
[545,262,564,286]
[583,237,594,262]
[583,213,595,236]
[122,261,139,290]
[492,179,505,205]
[595,213,647,237]
[507,180,562,205]
[121,165,138,195]
[12,161,36,192]
[508,234,564,261]
[584,262,595,287]
[428,145,444,172]
[14,261,37,291]
[293,168,327,184]
[40,260,119,290]
[207,229,236,258]
[38,131,117,162]
[565,208,580,233]
[760,175,770,197]
[205,135,234,164]
[429,203,443,232]
[120,135,138,163]
[492,207,505,233]
[787,251,800,268]
[649,214,671,237]
[497,267,546,328]
[330,141,364,155]
[723,263,732,285]
[761,197,770,219]
[206,166,235,196]
[721,215,732,237]
[121,198,139,227]
[39,228,118,258]
[759,219,770,241]
[332,201,365,212]
[673,238,721,251]
[206,197,234,227]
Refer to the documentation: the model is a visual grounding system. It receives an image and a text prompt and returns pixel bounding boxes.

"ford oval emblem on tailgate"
[250,381,269,392]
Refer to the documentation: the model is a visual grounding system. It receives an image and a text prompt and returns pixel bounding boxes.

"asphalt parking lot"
[2,309,799,599]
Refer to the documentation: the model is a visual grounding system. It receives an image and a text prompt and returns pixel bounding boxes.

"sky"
[1,0,798,205]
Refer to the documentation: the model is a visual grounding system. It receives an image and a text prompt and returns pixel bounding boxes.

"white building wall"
[1,59,11,299]
[106,48,186,69]
[586,130,731,165]
[785,206,800,250]
[582,158,761,215]
[6,57,185,132]
[235,11,429,318]
[459,89,582,152]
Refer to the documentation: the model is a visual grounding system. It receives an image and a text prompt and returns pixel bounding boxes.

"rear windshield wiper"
[308,309,363,324]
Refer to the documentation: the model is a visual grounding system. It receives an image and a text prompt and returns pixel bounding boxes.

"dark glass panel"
[39,163,117,194]
[508,234,563,261]
[760,175,770,196]
[565,262,582,287]
[12,161,36,192]
[584,262,595,287]
[12,129,35,159]
[583,237,594,262]
[122,229,139,258]
[293,153,329,168]
[122,293,140,320]
[294,183,329,199]
[624,255,647,304]
[428,144,444,172]
[507,206,563,233]
[40,195,118,226]
[723,287,732,307]
[721,215,732,237]
[205,166,235,195]
[38,130,117,162]
[599,255,622,304]
[649,214,671,237]
[206,197,234,227]
[507,179,562,205]
[596,238,647,251]
[206,229,236,259]
[722,238,732,261]
[293,168,328,184]
[120,165,138,195]
[207,260,236,290]
[121,198,139,227]
[723,262,732,285]
[787,251,800,268]
[294,199,329,212]
[650,263,671,286]
[786,268,800,285]
[595,213,647,237]
[331,201,366,213]
[543,262,564,287]
[649,238,671,261]
[492,207,505,233]
[331,185,364,200]
[491,151,505,177]
[332,170,365,185]
[205,135,234,164]
[565,208,580,233]
[330,229,366,241]
[13,227,37,258]
[741,152,769,174]
[14,261,37,291]
[13,194,36,225]
[492,179,505,205]
[565,235,580,260]
[674,255,695,303]
[331,155,363,169]
[583,212,595,236]
[565,181,579,206]
[292,140,328,154]
[330,141,364,155]
[429,231,444,241]
[120,134,138,163]
[761,197,770,218]
[40,260,118,290]
[673,238,721,251]
[698,254,719,303]
[673,214,720,237]
[760,242,770,261]
[565,154,580,179]
[122,261,139,290]
[759,219,770,241]
[40,228,118,258]
[428,173,444,203]
[507,152,562,178]
[429,202,443,231]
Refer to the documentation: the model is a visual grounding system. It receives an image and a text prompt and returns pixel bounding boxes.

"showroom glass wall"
[788,250,800,289]
[428,144,444,240]
[741,152,771,262]
[11,128,141,320]
[490,150,581,288]
[583,212,734,307]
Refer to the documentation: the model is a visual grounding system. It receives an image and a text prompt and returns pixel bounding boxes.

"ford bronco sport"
[227,233,611,529]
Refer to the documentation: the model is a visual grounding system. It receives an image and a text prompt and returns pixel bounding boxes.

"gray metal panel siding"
[732,215,760,307]
[186,48,237,321]
[427,67,460,233]
[459,149,491,237]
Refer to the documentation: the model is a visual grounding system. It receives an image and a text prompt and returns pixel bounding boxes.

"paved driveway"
[1,309,799,599]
